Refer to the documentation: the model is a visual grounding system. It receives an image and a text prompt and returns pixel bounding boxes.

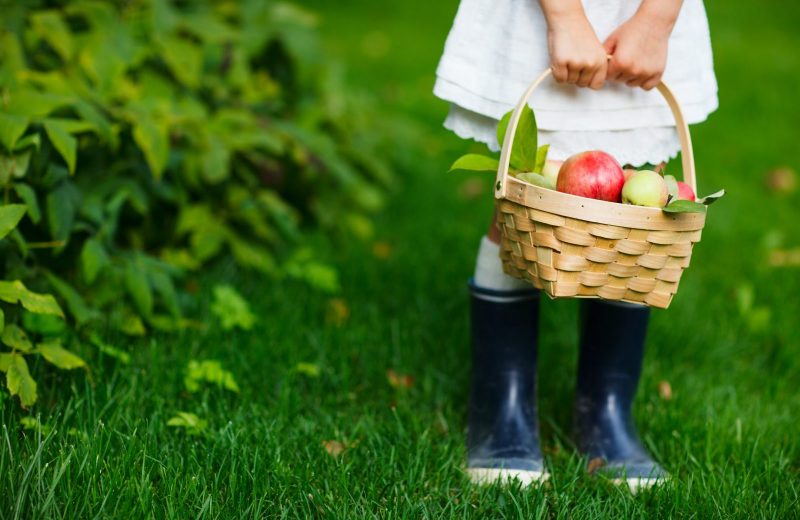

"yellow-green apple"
[517,171,555,190]
[623,168,637,181]
[622,170,669,207]
[676,181,696,201]
[556,151,625,202]
[541,159,563,187]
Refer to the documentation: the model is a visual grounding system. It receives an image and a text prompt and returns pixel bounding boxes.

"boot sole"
[611,476,667,493]
[467,467,550,486]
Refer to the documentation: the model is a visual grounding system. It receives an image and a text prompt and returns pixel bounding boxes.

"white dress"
[434,0,718,166]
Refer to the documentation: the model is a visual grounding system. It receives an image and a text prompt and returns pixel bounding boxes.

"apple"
[676,181,696,201]
[623,168,637,181]
[541,159,563,187]
[517,171,556,190]
[556,151,625,202]
[621,170,669,207]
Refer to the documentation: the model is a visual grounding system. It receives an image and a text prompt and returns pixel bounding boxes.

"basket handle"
[494,69,697,199]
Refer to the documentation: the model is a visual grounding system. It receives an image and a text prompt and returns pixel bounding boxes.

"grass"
[2,0,800,517]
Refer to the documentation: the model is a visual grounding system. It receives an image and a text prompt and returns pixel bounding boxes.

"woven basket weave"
[494,70,706,309]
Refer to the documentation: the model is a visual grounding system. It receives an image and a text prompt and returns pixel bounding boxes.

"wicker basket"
[494,69,706,309]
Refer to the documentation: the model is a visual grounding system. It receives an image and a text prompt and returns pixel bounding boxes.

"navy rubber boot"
[575,299,667,490]
[466,280,548,485]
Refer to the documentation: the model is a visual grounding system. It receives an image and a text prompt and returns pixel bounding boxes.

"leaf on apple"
[662,199,707,214]
[697,189,726,205]
[448,154,499,173]
[496,106,538,172]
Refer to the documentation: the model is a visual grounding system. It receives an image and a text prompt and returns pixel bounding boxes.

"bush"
[0,0,393,407]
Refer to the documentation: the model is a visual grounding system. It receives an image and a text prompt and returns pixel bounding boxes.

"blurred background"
[0,0,798,516]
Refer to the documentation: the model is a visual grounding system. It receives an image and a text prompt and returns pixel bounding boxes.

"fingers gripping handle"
[494,70,697,199]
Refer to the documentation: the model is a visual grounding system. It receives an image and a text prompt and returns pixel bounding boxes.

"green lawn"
[2,0,800,517]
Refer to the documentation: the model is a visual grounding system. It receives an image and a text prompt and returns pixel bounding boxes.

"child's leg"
[473,212,530,291]
[465,212,546,485]
[574,299,667,490]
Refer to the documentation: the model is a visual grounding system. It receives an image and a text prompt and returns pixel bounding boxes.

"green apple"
[621,170,669,207]
[517,171,556,190]
[541,159,563,187]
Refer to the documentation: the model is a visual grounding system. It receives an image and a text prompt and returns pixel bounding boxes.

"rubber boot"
[466,280,548,485]
[575,299,667,491]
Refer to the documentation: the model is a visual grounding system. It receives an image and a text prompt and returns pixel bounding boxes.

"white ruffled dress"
[434,0,718,166]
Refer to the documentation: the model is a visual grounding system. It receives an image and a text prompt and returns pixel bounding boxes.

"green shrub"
[0,0,393,407]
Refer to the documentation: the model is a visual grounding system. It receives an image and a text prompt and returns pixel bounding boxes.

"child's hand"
[604,1,683,90]
[546,13,608,89]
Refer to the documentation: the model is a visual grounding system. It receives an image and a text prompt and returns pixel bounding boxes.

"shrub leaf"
[6,354,37,407]
[0,204,27,239]
[36,339,86,370]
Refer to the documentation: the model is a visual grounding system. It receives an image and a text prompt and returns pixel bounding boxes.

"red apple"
[556,151,625,202]
[676,181,696,201]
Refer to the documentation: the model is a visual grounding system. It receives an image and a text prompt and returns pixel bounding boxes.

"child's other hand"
[603,12,671,91]
[546,13,608,89]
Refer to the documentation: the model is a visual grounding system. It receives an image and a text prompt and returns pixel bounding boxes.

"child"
[434,0,717,488]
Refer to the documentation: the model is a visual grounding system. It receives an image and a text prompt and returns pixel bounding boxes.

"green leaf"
[44,272,97,325]
[73,101,114,145]
[44,120,78,174]
[227,234,277,275]
[125,259,153,318]
[160,36,203,88]
[184,359,240,393]
[132,116,169,179]
[1,325,33,352]
[21,311,66,337]
[12,184,40,223]
[44,118,96,135]
[662,199,708,214]
[449,154,499,173]
[6,354,37,407]
[0,204,27,239]
[0,353,11,372]
[30,10,74,60]
[0,308,4,335]
[496,106,538,172]
[13,134,41,153]
[534,144,549,173]
[0,151,32,185]
[286,260,340,293]
[0,114,29,152]
[210,285,255,331]
[89,334,130,364]
[698,189,726,205]
[294,362,321,378]
[148,269,181,319]
[4,90,72,118]
[46,179,81,244]
[81,239,110,284]
[0,280,64,317]
[116,309,146,336]
[201,139,230,184]
[19,416,51,434]
[167,412,207,435]
[36,339,86,370]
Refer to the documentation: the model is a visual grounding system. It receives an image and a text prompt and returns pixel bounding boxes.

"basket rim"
[502,177,706,231]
